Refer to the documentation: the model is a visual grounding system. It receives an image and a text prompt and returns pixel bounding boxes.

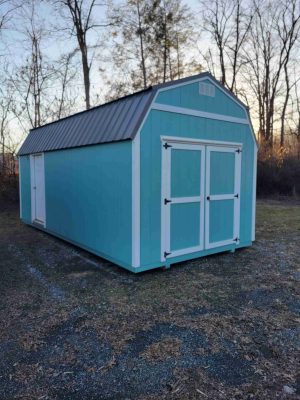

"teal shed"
[18,72,258,273]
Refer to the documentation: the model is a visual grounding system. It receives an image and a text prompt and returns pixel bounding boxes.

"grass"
[0,200,299,399]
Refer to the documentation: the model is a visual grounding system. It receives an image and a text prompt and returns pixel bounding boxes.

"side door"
[161,140,205,261]
[205,145,241,249]
[31,154,46,225]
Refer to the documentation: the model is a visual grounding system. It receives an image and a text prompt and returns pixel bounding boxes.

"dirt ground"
[0,200,299,400]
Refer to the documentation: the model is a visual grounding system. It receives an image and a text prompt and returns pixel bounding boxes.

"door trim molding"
[161,136,243,148]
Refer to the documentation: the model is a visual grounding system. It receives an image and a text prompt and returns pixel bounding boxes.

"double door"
[161,139,241,260]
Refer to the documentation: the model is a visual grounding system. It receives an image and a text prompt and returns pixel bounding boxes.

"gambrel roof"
[18,72,255,156]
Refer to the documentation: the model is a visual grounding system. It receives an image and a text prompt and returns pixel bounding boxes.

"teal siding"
[155,79,247,119]
[44,142,132,266]
[140,110,255,268]
[19,155,31,222]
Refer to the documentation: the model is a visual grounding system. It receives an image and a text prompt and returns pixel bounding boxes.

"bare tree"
[0,86,13,174]
[201,0,252,92]
[8,1,57,130]
[244,0,300,148]
[56,0,110,109]
[278,0,300,147]
[106,0,197,97]
[53,51,78,119]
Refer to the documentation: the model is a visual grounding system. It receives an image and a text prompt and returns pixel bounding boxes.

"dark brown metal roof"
[18,72,250,155]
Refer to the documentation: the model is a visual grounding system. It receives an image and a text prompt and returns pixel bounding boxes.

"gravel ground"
[0,200,299,399]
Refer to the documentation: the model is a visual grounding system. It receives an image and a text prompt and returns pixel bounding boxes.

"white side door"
[31,154,46,226]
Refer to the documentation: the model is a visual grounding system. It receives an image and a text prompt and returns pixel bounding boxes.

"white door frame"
[161,136,243,261]
[30,153,46,227]
[161,139,205,261]
[205,145,242,249]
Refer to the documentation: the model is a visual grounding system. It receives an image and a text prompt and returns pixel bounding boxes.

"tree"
[278,0,300,147]
[244,0,300,148]
[201,0,253,93]
[106,0,199,97]
[55,0,111,109]
[10,2,53,129]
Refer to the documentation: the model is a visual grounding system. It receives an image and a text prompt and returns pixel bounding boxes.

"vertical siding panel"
[44,142,132,266]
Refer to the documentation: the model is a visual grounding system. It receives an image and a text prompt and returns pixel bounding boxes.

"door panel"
[205,146,241,249]
[210,151,235,195]
[209,199,234,243]
[170,202,200,252]
[161,141,205,260]
[171,149,201,197]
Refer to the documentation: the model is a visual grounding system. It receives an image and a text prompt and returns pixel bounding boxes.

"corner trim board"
[252,148,257,241]
[19,157,22,219]
[132,132,140,268]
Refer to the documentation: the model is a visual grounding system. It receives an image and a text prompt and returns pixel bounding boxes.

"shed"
[18,72,258,273]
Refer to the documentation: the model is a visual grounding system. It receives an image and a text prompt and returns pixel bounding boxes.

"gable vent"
[199,82,215,97]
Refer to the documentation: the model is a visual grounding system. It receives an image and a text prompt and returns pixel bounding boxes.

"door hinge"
[164,251,171,258]
[234,193,239,198]
[233,237,239,242]
[164,198,172,205]
[236,148,242,153]
[163,142,172,149]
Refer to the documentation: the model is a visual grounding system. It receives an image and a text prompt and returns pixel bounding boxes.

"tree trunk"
[137,0,147,89]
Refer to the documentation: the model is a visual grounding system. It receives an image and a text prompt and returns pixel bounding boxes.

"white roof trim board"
[18,72,257,156]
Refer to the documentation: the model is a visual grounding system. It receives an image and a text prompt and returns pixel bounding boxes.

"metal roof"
[18,88,155,155]
[18,72,250,155]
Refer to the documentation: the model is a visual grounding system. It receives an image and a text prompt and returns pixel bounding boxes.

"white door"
[205,146,241,249]
[31,154,46,225]
[161,140,205,261]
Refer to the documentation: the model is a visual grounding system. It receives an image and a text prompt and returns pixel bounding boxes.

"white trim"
[252,148,257,241]
[160,136,243,148]
[30,153,46,227]
[170,196,202,204]
[205,145,241,250]
[30,155,35,223]
[152,103,249,125]
[234,148,242,241]
[161,139,205,260]
[209,194,237,201]
[132,132,140,268]
[18,157,22,219]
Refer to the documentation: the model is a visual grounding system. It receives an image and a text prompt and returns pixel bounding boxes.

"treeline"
[1,0,300,198]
